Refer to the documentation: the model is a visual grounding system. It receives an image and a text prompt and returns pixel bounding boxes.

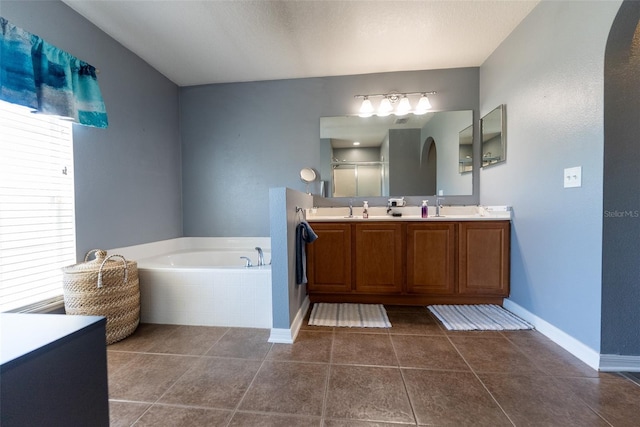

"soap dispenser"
[363,201,369,219]
[421,200,428,218]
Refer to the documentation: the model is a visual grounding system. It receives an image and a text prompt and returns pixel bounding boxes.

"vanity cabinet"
[458,221,510,296]
[307,220,510,305]
[355,223,403,294]
[406,222,456,295]
[306,222,352,293]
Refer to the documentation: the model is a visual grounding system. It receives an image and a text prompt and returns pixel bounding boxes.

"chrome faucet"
[240,256,252,267]
[435,196,444,217]
[348,199,354,218]
[255,247,264,266]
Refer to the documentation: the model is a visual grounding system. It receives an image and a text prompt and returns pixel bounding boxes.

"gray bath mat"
[309,303,391,328]
[428,304,533,331]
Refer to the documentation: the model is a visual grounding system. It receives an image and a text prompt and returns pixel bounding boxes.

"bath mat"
[428,304,533,331]
[308,303,391,328]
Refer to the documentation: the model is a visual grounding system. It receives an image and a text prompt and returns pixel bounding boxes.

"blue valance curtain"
[0,17,108,128]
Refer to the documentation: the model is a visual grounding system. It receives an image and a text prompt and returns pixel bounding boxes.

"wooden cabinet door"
[354,222,403,293]
[406,222,456,294]
[458,221,510,296]
[306,222,352,293]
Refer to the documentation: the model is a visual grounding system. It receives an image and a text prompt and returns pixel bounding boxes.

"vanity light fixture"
[354,91,436,117]
[353,141,361,146]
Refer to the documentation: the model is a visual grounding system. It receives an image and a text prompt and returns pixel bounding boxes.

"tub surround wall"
[479,0,621,366]
[2,1,183,261]
[138,266,271,328]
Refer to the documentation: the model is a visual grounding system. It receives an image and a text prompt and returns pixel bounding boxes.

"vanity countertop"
[306,205,511,222]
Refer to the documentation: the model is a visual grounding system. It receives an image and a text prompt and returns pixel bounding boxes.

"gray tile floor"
[107,305,640,426]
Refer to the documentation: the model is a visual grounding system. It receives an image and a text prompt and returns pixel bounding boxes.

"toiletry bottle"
[363,201,369,219]
[421,200,428,218]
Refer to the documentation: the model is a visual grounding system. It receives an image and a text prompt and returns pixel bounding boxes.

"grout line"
[389,334,419,426]
[226,342,274,426]
[443,330,517,426]
[319,326,336,425]
[618,372,640,388]
[546,376,615,427]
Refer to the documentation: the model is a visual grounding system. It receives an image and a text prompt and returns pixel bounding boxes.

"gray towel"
[296,220,318,285]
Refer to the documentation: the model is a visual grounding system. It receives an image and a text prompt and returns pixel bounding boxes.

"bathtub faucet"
[255,247,265,266]
[240,256,252,267]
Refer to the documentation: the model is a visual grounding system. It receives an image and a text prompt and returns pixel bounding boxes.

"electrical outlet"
[564,166,582,188]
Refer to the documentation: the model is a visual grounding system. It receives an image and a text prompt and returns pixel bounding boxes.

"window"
[0,100,76,312]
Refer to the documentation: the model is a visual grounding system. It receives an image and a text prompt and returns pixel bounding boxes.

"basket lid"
[62,249,132,274]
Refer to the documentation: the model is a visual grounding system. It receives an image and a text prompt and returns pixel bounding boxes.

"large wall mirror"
[481,105,506,167]
[319,110,473,198]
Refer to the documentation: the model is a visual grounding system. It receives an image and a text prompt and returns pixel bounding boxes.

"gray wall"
[421,110,473,196]
[602,0,640,355]
[3,1,183,260]
[180,68,479,237]
[388,129,423,196]
[480,1,621,351]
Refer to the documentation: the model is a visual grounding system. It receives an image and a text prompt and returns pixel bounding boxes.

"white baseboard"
[268,296,310,344]
[268,328,295,344]
[503,299,600,371]
[599,354,640,372]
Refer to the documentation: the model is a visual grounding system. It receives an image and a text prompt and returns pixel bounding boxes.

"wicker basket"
[62,249,140,345]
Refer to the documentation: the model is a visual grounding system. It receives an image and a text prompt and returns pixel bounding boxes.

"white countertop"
[306,205,511,222]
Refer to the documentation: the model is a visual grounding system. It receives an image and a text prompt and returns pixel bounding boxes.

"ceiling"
[62,0,539,87]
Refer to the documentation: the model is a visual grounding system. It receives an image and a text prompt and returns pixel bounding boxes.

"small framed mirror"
[481,105,506,167]
[458,124,473,174]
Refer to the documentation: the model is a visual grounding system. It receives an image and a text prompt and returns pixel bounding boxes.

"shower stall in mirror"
[331,161,384,197]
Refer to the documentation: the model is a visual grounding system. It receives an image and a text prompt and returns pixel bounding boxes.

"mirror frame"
[300,167,317,183]
[481,105,506,168]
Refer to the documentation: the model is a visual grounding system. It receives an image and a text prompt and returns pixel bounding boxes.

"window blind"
[0,100,76,312]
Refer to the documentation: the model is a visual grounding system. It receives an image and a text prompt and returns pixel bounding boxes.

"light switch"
[564,166,582,188]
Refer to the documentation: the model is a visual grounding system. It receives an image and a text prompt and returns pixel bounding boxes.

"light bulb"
[378,97,392,117]
[394,96,411,116]
[359,97,374,117]
[414,94,432,115]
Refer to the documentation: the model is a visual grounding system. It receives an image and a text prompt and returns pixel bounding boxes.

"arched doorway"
[421,137,437,195]
[601,0,640,355]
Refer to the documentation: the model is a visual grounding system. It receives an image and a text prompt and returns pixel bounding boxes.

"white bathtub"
[109,238,272,328]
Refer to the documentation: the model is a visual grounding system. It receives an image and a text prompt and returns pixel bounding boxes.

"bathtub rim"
[107,237,271,263]
[136,248,272,270]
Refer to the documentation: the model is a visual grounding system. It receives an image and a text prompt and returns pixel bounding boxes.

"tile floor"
[107,305,640,426]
